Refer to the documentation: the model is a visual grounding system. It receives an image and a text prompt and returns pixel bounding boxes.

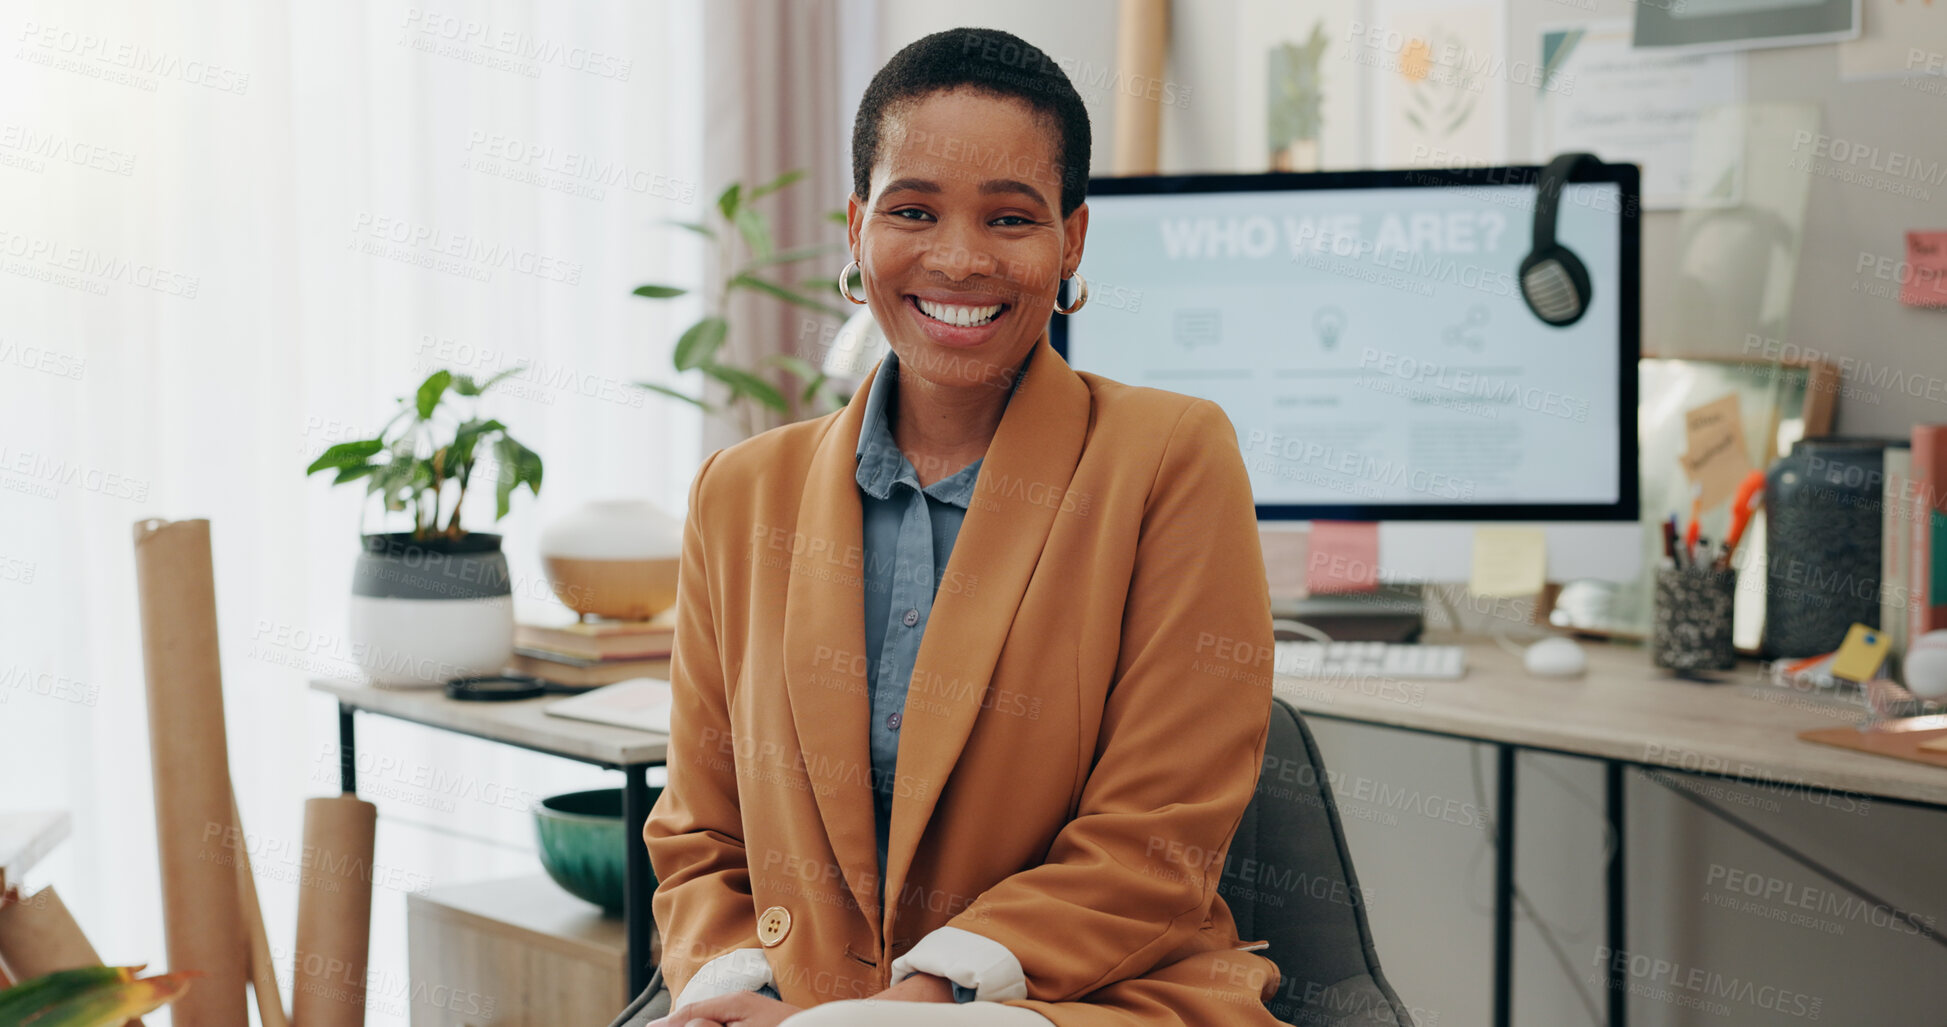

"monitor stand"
[1271,584,1427,643]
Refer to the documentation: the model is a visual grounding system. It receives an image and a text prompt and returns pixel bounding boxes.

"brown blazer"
[646,333,1286,1026]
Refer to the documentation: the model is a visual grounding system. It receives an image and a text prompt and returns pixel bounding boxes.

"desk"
[310,677,669,994]
[1272,638,1946,1027]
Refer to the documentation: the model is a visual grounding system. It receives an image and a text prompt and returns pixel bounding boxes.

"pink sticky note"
[1902,230,1947,308]
[1306,521,1380,595]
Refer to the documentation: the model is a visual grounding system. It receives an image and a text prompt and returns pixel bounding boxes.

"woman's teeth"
[914,297,1003,327]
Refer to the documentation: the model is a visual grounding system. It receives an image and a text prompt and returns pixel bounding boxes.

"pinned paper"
[1470,527,1547,598]
[1902,231,1947,308]
[1681,394,1754,510]
[1830,622,1892,682]
[1306,521,1379,595]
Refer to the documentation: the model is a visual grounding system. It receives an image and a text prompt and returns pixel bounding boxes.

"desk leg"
[1494,745,1515,1027]
[622,764,654,995]
[1606,762,1625,1027]
[338,703,357,794]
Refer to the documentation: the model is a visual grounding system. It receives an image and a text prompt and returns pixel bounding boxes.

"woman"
[644,26,1284,1027]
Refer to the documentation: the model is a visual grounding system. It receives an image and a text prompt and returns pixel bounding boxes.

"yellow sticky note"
[1829,623,1891,683]
[1470,527,1547,598]
[1681,394,1754,511]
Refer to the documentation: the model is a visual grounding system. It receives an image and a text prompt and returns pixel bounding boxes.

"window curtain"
[699,0,857,453]
[1,2,703,1021]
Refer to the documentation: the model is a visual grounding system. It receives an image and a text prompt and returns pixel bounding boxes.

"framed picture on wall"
[1233,0,1368,172]
[1633,0,1860,54]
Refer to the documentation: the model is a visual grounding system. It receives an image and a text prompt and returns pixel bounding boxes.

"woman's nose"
[919,221,994,280]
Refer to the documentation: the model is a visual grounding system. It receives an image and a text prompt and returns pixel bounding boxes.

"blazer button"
[758,905,792,947]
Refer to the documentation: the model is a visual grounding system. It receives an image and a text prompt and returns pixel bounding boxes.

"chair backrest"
[1218,698,1414,1026]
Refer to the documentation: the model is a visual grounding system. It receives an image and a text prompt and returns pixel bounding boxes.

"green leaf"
[732,206,772,259]
[747,169,805,202]
[416,370,452,419]
[632,284,687,299]
[729,273,849,319]
[673,317,729,371]
[664,220,717,240]
[635,382,711,409]
[716,181,743,222]
[474,367,523,394]
[332,463,379,485]
[763,354,831,405]
[492,437,542,520]
[701,363,787,412]
[306,438,383,475]
[741,243,844,273]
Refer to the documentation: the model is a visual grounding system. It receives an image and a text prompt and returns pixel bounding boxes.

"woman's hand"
[645,992,802,1027]
[866,971,957,1003]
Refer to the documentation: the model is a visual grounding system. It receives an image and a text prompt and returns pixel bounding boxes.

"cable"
[1271,617,1333,644]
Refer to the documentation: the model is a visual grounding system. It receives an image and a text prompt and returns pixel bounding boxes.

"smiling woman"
[639,25,1286,1027]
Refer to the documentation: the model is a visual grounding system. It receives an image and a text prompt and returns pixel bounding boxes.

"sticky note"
[1830,622,1892,682]
[1259,527,1310,599]
[1306,521,1380,595]
[1681,394,1754,511]
[1470,527,1547,598]
[1903,231,1947,308]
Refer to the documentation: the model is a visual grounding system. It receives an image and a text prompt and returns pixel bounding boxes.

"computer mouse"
[1524,636,1587,677]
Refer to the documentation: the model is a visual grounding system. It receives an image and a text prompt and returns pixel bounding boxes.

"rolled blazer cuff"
[889,926,1029,1002]
[673,947,773,1006]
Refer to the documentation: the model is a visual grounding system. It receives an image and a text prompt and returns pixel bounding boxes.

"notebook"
[543,677,673,734]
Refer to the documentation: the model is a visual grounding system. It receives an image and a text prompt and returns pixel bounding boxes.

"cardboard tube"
[1113,0,1168,174]
[132,517,248,1027]
[291,795,377,1027]
[0,885,143,1026]
[230,791,290,1027]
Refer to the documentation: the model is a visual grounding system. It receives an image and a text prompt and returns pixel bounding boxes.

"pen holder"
[1653,565,1737,673]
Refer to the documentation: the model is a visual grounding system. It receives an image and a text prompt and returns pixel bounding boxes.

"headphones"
[1520,152,1600,327]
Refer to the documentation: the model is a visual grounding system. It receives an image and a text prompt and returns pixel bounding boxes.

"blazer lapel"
[781,367,882,926]
[881,334,1090,931]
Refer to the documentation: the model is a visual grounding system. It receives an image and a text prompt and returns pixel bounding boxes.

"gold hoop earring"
[1053,271,1089,315]
[839,260,867,305]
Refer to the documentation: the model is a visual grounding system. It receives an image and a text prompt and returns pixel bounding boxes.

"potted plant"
[306,369,543,687]
[631,170,855,437]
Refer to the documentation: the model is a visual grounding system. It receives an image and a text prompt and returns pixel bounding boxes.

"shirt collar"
[855,346,1024,507]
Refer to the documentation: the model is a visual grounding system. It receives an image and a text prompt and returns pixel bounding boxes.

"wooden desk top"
[1273,637,1947,809]
[311,679,669,766]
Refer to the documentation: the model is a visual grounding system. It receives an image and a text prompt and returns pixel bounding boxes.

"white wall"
[874,3,1947,1023]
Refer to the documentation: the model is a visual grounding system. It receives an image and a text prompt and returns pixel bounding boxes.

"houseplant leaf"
[635,382,710,409]
[631,284,687,299]
[747,169,805,202]
[732,205,772,259]
[729,273,849,319]
[306,439,383,475]
[663,219,716,240]
[673,317,729,371]
[415,370,452,419]
[715,181,743,222]
[702,363,787,412]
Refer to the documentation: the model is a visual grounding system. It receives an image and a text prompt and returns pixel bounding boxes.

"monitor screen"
[1054,166,1639,522]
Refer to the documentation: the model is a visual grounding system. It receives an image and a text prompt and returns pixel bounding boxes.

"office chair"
[610,697,1412,1027]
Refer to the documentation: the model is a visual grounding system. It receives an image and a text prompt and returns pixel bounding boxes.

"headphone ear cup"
[1519,243,1593,326]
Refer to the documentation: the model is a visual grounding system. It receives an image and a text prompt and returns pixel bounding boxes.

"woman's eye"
[992,215,1033,227]
[889,208,931,221]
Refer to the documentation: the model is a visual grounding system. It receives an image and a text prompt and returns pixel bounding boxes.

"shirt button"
[902,608,919,627]
[887,712,902,730]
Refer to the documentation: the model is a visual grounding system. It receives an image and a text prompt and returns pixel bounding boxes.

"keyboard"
[1273,641,1467,680]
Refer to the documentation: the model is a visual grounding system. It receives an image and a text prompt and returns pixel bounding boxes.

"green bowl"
[533,787,659,914]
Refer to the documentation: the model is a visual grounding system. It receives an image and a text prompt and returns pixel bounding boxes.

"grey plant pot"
[348,531,514,687]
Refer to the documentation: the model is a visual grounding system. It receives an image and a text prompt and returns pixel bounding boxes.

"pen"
[1683,483,1703,566]
[1716,470,1766,571]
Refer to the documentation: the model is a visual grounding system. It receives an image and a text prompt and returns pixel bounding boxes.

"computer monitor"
[1052,162,1642,583]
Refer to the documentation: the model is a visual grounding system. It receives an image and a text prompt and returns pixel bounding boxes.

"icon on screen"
[1174,309,1221,350]
[1313,306,1346,350]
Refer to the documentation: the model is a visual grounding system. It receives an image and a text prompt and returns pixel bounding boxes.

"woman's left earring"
[839,260,867,305]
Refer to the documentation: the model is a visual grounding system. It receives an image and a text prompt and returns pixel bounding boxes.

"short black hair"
[851,27,1092,218]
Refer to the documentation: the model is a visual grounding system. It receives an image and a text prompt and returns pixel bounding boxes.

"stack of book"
[511,608,677,687]
[1885,425,1947,669]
